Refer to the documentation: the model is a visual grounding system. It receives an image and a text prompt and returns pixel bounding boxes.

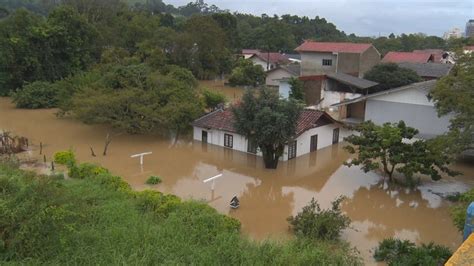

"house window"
[332,128,340,144]
[288,140,297,160]
[247,139,257,154]
[322,59,332,66]
[224,134,233,148]
[310,134,318,152]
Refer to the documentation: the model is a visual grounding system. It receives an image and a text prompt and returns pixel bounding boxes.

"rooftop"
[192,108,338,136]
[331,80,437,107]
[326,72,378,89]
[250,52,290,64]
[382,51,433,63]
[295,41,373,54]
[267,64,301,76]
[242,49,260,55]
[397,62,453,78]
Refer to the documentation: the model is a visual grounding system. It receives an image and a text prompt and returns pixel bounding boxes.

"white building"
[266,64,300,87]
[249,52,290,71]
[443,28,463,40]
[192,108,350,161]
[332,80,452,139]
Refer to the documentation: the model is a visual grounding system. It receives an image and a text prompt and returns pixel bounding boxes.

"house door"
[310,134,318,152]
[288,141,297,160]
[202,131,208,143]
[332,128,340,144]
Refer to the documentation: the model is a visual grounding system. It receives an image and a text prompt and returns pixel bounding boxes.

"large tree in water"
[232,88,302,169]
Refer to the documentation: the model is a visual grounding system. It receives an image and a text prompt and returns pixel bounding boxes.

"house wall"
[359,46,381,77]
[266,69,293,87]
[365,100,451,138]
[303,79,325,105]
[336,53,360,76]
[320,90,362,108]
[251,57,275,71]
[279,80,291,99]
[282,124,351,160]
[193,123,351,162]
[300,52,337,76]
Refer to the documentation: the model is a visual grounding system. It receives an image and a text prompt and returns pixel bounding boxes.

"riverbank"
[0,160,362,264]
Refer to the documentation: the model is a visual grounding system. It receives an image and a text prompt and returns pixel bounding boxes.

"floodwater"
[1,98,473,264]
[199,80,244,102]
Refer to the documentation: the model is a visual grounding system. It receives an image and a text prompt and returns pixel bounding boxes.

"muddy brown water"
[1,97,473,264]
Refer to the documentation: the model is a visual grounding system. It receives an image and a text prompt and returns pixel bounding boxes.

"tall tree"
[364,63,422,91]
[232,88,302,169]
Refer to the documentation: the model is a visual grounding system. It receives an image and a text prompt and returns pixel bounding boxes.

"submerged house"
[332,80,451,139]
[192,108,348,161]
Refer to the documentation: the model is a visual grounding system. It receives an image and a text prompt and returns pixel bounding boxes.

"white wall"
[371,87,434,106]
[251,57,275,71]
[278,80,291,99]
[266,69,293,87]
[320,90,362,108]
[194,124,352,162]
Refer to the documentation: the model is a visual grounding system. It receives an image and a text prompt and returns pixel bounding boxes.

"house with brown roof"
[265,64,300,87]
[381,51,434,63]
[192,108,348,161]
[295,41,381,78]
[249,52,290,71]
[241,49,261,59]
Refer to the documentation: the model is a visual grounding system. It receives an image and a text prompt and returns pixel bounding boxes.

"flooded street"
[1,97,473,264]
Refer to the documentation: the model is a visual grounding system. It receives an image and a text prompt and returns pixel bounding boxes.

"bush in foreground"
[287,196,350,241]
[451,188,474,231]
[0,162,362,265]
[374,238,452,266]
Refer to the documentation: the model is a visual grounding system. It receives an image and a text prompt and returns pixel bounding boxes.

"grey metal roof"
[331,79,437,107]
[267,64,301,76]
[285,54,301,60]
[326,72,378,89]
[397,62,453,78]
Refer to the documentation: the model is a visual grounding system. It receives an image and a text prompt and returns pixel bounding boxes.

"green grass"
[145,175,162,185]
[0,161,362,265]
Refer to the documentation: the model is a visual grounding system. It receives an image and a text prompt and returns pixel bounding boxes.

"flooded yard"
[1,97,472,264]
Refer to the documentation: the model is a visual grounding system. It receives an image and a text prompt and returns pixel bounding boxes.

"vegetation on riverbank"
[451,188,474,231]
[0,159,362,265]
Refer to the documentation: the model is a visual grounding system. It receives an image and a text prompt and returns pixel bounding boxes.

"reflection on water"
[1,98,473,264]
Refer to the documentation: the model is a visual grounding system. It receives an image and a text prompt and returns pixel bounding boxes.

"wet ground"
[1,97,473,264]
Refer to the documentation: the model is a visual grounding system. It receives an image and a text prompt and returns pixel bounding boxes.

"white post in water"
[130,152,152,165]
[203,173,223,191]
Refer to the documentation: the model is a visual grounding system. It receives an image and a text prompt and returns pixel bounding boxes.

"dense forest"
[1,0,473,134]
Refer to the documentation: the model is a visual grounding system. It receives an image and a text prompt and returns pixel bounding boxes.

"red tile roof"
[295,41,373,53]
[413,49,444,63]
[251,52,290,64]
[464,46,474,51]
[192,108,337,136]
[382,52,433,63]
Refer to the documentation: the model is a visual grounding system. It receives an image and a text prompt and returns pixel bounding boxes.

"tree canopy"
[363,63,422,91]
[228,59,266,87]
[344,121,457,184]
[232,88,302,169]
[431,52,474,150]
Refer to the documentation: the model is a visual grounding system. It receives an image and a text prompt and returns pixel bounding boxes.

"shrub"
[287,196,350,240]
[374,238,452,266]
[135,190,181,217]
[202,88,226,110]
[11,81,60,109]
[228,59,266,87]
[53,150,76,168]
[69,163,109,179]
[145,175,162,185]
[451,188,474,231]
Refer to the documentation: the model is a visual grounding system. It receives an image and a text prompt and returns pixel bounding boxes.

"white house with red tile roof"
[192,108,350,161]
[249,52,291,71]
[241,49,261,59]
[295,41,381,78]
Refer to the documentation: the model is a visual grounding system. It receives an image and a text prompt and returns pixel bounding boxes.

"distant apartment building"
[466,19,474,37]
[443,28,462,40]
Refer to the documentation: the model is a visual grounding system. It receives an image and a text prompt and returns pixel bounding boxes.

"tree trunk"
[382,153,393,182]
[103,133,112,156]
[261,144,283,169]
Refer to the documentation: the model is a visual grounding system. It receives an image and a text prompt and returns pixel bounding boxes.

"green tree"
[11,81,59,108]
[202,88,226,110]
[288,77,304,101]
[344,121,457,184]
[232,88,302,169]
[228,59,265,87]
[431,52,474,149]
[364,63,422,91]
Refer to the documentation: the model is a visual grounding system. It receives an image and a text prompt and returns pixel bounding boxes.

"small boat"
[230,196,240,209]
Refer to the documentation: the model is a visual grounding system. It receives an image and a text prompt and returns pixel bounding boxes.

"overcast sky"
[165,0,473,37]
